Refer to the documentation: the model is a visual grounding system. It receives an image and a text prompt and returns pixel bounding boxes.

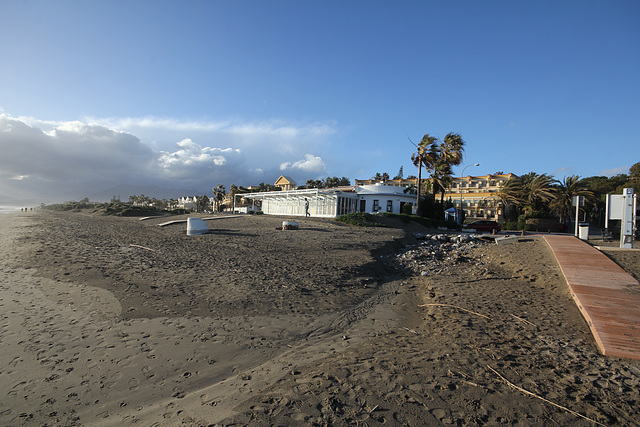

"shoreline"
[1,211,640,425]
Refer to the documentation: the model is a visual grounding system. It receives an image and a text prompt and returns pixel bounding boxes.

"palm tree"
[498,175,524,220]
[550,175,594,226]
[213,184,226,212]
[440,133,465,168]
[434,133,465,203]
[524,174,557,212]
[432,160,453,203]
[411,134,439,210]
[498,172,557,217]
[412,133,465,205]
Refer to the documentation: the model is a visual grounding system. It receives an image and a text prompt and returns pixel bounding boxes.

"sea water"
[0,206,28,214]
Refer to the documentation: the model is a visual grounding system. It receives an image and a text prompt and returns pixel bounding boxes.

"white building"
[241,184,415,218]
[177,196,199,211]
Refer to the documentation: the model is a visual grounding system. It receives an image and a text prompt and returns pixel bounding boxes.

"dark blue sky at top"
[1,0,638,201]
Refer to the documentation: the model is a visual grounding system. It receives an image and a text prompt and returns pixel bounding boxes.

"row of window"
[455,181,503,188]
[372,200,394,212]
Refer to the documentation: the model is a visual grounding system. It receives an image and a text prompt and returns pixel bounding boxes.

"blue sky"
[1,0,639,202]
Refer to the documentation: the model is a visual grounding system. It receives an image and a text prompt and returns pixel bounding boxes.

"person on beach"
[304,198,310,217]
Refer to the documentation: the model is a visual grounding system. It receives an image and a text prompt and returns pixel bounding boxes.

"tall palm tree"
[550,175,594,226]
[498,172,557,217]
[525,174,557,212]
[440,133,465,168]
[411,134,438,209]
[432,160,454,203]
[498,175,525,220]
[213,184,226,212]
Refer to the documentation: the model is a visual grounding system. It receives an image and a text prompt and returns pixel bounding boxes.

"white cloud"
[280,154,326,173]
[601,166,629,177]
[0,114,337,201]
[552,166,573,177]
[157,139,242,178]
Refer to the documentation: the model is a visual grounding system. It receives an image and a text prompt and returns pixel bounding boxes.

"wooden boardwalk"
[543,235,640,360]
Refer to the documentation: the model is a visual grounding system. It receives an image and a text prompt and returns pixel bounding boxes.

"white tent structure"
[241,184,415,218]
[242,188,359,218]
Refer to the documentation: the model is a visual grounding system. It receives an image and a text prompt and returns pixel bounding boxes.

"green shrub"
[502,221,518,231]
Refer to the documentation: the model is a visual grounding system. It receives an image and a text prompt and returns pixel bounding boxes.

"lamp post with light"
[459,163,480,225]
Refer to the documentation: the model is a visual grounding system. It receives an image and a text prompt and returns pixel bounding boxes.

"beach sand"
[1,210,639,426]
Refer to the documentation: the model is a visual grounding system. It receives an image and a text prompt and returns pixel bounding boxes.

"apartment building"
[444,173,515,221]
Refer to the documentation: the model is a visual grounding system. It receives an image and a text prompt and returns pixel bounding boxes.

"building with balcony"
[444,173,515,222]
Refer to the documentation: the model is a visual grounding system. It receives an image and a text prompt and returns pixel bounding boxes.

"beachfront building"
[241,183,416,218]
[444,173,515,222]
[357,173,515,221]
[274,175,297,191]
[177,196,199,211]
[237,173,513,220]
[354,178,418,188]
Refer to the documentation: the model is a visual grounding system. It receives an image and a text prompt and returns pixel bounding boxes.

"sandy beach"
[1,210,639,426]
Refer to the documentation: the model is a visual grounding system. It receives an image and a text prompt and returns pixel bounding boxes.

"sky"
[1,0,639,202]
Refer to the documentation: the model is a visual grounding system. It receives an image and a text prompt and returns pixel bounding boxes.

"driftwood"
[129,244,155,252]
[418,303,491,320]
[511,314,538,328]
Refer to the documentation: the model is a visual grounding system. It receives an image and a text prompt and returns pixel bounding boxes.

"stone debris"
[389,233,490,276]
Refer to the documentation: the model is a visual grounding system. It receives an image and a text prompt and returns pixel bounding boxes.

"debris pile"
[390,233,489,276]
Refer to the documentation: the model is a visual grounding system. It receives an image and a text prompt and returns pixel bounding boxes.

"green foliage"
[411,132,465,203]
[394,166,403,180]
[43,200,182,217]
[304,177,351,189]
[502,221,518,231]
[43,200,104,212]
[103,204,161,217]
[371,172,390,181]
[416,194,444,219]
[401,203,413,215]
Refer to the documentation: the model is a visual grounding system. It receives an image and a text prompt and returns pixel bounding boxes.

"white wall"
[354,185,415,214]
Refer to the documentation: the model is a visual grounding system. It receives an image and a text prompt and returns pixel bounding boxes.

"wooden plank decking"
[543,235,640,360]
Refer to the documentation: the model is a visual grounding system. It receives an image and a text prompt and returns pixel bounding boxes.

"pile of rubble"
[389,233,490,277]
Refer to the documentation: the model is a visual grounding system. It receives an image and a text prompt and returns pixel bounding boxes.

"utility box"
[578,223,589,241]
[606,188,637,249]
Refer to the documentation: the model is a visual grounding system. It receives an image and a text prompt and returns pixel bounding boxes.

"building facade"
[357,173,515,221]
[444,173,515,222]
[241,184,416,218]
[236,173,514,220]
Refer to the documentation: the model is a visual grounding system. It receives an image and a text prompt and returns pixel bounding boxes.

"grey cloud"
[0,115,334,202]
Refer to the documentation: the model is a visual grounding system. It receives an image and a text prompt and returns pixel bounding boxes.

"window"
[373,200,380,212]
[386,200,393,212]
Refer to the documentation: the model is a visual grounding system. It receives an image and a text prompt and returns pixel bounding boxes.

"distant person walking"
[304,198,310,217]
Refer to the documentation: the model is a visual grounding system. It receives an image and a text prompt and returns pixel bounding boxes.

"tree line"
[498,164,640,229]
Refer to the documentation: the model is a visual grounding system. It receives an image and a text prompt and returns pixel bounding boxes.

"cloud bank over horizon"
[0,114,334,202]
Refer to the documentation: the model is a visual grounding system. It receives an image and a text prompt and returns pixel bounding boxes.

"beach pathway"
[544,235,640,360]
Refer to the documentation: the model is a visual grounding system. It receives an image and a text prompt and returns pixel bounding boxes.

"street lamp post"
[459,163,480,225]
